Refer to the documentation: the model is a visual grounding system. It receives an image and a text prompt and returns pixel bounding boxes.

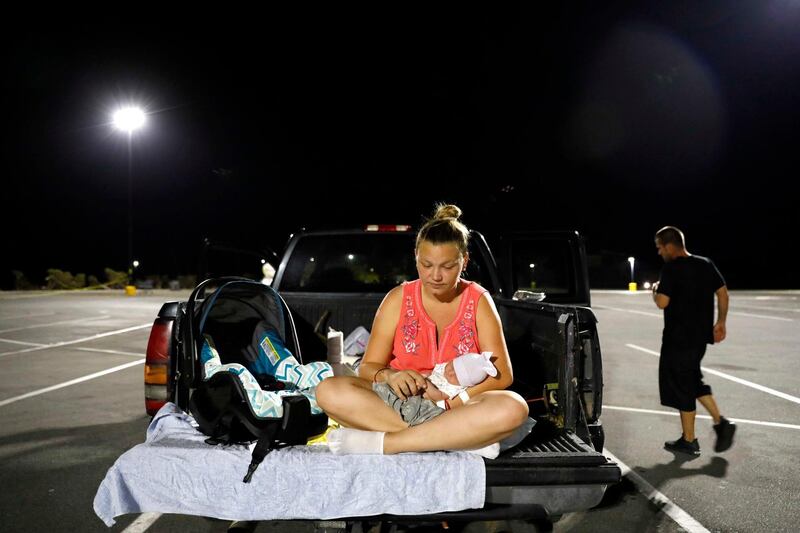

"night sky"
[3,4,799,290]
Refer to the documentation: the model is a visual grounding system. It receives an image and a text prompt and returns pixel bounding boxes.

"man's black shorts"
[659,342,713,411]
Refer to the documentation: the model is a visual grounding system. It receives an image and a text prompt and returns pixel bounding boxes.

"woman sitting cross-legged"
[315,203,529,458]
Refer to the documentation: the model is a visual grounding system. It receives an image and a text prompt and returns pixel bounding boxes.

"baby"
[371,351,497,428]
[427,351,497,409]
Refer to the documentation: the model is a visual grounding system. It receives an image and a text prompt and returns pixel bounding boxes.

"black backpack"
[186,278,329,482]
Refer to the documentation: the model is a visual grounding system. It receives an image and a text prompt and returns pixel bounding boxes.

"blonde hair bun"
[416,203,470,256]
[433,203,462,221]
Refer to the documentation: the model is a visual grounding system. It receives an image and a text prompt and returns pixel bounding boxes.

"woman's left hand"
[422,381,449,401]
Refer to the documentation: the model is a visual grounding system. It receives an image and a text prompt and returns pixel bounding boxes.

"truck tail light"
[145,318,173,415]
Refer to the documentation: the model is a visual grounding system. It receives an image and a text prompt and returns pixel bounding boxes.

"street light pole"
[127,130,133,279]
[113,106,146,285]
[628,256,636,291]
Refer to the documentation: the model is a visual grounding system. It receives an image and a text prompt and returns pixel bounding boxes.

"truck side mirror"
[513,289,546,302]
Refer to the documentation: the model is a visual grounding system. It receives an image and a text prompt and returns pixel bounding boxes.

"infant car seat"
[187,278,332,482]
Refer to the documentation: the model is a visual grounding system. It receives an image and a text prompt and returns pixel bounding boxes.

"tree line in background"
[10,268,197,291]
[6,253,655,292]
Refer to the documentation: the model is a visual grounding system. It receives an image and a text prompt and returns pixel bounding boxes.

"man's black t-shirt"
[657,255,725,346]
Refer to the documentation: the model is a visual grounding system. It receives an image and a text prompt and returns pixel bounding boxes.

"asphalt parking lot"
[0,289,798,532]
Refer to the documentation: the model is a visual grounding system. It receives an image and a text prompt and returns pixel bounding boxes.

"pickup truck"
[144,225,621,530]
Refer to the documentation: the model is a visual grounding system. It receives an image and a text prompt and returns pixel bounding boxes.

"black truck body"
[144,226,620,526]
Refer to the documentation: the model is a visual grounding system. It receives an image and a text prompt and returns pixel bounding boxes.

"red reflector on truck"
[145,318,173,415]
[146,319,172,362]
[146,399,167,415]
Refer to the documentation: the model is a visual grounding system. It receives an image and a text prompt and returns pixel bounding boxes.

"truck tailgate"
[483,431,620,515]
[488,433,620,484]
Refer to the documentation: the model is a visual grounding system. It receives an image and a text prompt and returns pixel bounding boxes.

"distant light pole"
[628,256,636,291]
[112,107,146,281]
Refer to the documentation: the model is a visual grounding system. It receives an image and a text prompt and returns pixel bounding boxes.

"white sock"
[457,442,500,459]
[327,428,385,455]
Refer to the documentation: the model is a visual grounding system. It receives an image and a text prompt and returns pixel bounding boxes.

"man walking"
[652,226,736,455]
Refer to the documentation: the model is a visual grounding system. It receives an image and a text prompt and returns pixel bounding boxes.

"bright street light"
[113,107,146,133]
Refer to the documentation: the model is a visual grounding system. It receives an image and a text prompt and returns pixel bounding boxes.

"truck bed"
[282,291,620,518]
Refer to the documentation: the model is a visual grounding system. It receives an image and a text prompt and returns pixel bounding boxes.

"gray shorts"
[372,382,445,427]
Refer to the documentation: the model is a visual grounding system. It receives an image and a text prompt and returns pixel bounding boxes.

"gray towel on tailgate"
[93,403,486,526]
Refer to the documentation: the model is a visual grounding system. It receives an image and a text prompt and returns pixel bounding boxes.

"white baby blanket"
[93,403,486,526]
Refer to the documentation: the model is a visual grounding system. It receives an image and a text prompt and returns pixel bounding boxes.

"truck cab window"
[280,233,495,293]
[280,234,418,293]
[511,239,576,297]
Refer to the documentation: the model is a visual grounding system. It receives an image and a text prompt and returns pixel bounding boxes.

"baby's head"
[444,352,497,386]
[443,360,459,384]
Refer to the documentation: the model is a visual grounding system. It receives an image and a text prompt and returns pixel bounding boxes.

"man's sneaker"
[664,436,701,455]
[714,417,736,452]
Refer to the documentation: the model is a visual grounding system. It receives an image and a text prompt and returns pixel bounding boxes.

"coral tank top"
[390,279,488,373]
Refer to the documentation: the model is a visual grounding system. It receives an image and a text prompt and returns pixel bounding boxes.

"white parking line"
[0,315,111,334]
[74,347,145,358]
[0,359,145,408]
[626,343,800,406]
[593,305,662,318]
[602,448,710,532]
[729,311,793,322]
[0,338,46,347]
[121,512,162,533]
[0,323,152,358]
[604,405,800,430]
[596,305,792,322]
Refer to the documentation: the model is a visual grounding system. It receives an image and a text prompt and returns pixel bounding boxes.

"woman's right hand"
[421,381,449,402]
[387,369,428,400]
